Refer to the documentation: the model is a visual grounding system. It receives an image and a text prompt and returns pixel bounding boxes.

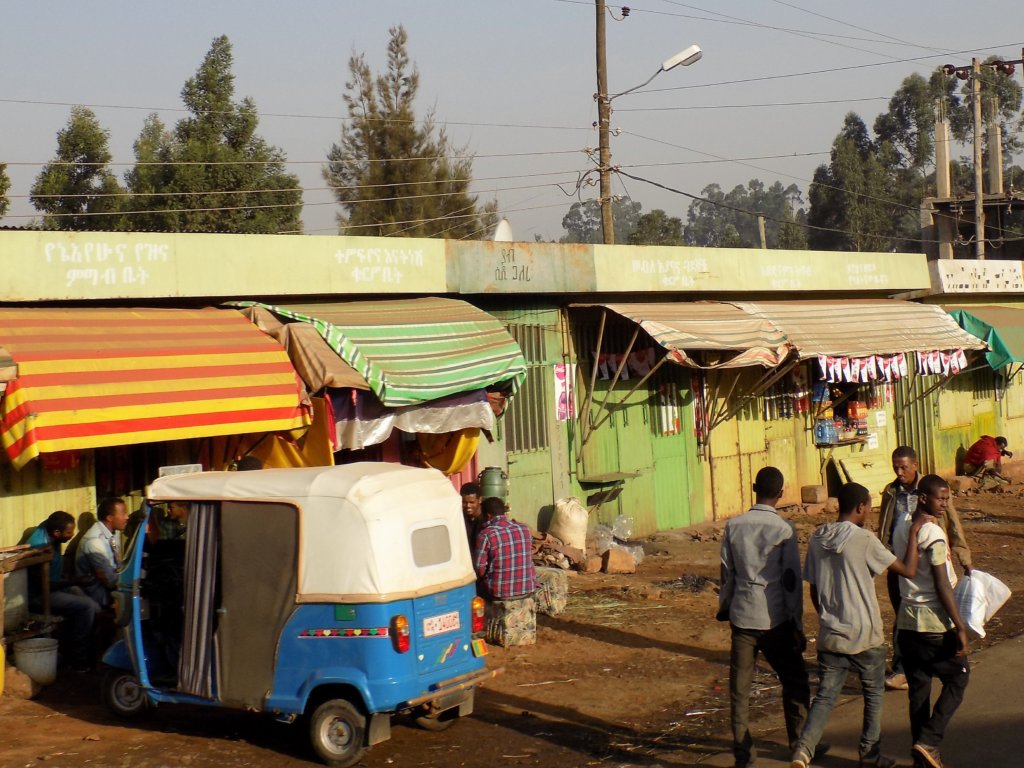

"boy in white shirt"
[790,483,928,768]
[892,475,970,768]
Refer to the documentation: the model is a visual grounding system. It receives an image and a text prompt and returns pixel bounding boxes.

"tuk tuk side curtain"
[0,308,312,469]
[947,306,1024,370]
[236,299,528,407]
[178,502,218,699]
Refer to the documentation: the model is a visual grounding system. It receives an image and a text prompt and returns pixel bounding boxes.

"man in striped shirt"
[473,497,538,600]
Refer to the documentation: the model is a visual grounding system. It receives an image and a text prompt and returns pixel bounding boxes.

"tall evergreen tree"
[124,114,174,233]
[0,163,10,218]
[30,106,125,231]
[131,36,302,233]
[324,26,488,238]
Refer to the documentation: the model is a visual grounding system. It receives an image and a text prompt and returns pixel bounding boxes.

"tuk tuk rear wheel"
[102,668,151,719]
[309,699,368,767]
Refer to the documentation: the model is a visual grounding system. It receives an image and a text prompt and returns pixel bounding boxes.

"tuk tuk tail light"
[391,614,410,653]
[471,596,485,633]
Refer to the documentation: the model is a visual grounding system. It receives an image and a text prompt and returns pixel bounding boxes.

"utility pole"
[595,0,614,244]
[972,58,986,259]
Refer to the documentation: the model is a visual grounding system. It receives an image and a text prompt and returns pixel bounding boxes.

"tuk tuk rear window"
[411,525,452,567]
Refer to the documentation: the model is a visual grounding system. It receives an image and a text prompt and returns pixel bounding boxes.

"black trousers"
[730,622,810,766]
[897,630,970,747]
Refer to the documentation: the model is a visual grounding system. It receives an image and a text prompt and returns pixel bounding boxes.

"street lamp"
[596,41,702,244]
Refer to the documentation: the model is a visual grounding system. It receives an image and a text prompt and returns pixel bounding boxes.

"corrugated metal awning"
[235,299,527,407]
[946,305,1024,370]
[0,308,311,469]
[738,300,986,358]
[572,302,790,369]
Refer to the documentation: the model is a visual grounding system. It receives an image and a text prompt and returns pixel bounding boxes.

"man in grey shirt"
[718,466,812,768]
[790,483,928,768]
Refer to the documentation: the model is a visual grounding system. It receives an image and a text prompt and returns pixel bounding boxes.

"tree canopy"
[559,198,641,243]
[683,180,806,249]
[628,209,684,246]
[324,26,491,238]
[0,163,10,218]
[30,106,126,231]
[123,35,302,233]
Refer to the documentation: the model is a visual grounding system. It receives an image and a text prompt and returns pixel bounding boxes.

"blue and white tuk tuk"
[101,463,495,766]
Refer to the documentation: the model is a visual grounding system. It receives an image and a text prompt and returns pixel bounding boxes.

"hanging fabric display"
[818,349,964,384]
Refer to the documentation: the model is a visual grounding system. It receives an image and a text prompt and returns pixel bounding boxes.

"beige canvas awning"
[576,299,986,367]
[572,302,791,369]
[736,299,987,358]
[0,347,15,383]
[242,306,369,393]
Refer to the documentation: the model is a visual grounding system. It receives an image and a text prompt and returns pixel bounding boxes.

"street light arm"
[607,68,663,101]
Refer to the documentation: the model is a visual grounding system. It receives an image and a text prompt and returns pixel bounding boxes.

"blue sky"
[2,1,1022,241]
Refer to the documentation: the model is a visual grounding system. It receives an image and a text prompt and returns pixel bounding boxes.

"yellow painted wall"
[0,231,448,300]
[593,246,930,293]
[703,373,901,521]
[0,453,96,547]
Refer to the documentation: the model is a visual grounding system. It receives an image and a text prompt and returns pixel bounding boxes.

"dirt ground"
[3,481,1023,768]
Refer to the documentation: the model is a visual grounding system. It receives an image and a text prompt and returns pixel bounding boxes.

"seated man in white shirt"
[75,497,129,607]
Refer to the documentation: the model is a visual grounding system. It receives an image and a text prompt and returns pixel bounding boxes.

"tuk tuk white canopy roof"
[147,463,475,603]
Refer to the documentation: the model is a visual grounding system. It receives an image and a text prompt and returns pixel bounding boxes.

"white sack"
[953,569,1012,639]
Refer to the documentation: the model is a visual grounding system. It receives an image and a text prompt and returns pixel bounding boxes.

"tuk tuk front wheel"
[102,668,151,719]
[309,699,368,767]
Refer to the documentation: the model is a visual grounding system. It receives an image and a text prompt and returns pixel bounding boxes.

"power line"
[553,0,943,49]
[16,171,588,202]
[616,96,889,112]
[6,148,586,169]
[658,0,904,59]
[0,97,591,133]
[637,43,1024,95]
[766,0,953,57]
[615,168,944,245]
[3,177,583,220]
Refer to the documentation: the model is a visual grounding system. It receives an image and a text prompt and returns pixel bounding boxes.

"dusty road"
[2,481,1022,768]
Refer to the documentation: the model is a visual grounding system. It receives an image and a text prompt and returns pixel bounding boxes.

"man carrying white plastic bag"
[953,569,1012,639]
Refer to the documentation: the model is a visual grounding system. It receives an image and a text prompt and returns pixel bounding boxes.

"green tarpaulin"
[947,306,1024,370]
[235,299,527,407]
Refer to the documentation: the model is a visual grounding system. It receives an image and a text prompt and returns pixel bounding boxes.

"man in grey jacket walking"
[718,466,813,768]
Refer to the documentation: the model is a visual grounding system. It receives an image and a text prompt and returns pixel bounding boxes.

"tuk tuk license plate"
[423,610,460,637]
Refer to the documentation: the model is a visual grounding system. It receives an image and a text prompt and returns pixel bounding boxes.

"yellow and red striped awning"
[0,307,311,469]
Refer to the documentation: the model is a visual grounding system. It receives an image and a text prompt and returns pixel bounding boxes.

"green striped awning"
[236,299,527,407]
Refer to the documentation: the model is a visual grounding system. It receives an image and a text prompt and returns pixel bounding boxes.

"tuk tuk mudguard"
[102,638,134,671]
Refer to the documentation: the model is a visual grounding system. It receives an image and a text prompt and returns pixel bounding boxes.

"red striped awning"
[0,307,311,469]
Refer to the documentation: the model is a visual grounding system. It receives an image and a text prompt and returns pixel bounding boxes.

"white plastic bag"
[548,497,590,551]
[953,570,1012,639]
[611,514,634,540]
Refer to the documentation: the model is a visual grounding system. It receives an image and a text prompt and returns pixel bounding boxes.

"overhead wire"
[615,168,948,245]
[658,0,904,59]
[616,96,890,112]
[637,43,1024,95]
[553,0,945,49]
[0,96,592,133]
[766,0,955,57]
